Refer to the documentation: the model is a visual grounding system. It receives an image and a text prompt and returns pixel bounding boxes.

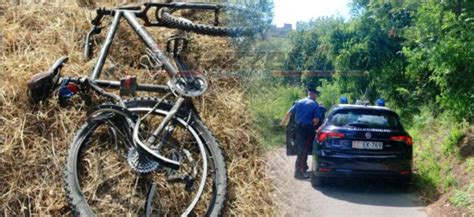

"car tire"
[311,174,326,188]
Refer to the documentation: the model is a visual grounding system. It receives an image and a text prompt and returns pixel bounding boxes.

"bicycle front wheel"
[64,97,227,216]
[156,3,264,37]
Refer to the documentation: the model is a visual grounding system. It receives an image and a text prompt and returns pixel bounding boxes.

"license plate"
[352,141,383,150]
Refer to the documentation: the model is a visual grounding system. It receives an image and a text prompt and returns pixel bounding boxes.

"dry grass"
[0,2,275,216]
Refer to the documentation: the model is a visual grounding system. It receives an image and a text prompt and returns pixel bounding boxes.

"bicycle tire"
[64,97,227,216]
[157,5,262,37]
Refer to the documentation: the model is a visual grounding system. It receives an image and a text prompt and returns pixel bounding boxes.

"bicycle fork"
[132,97,188,170]
[146,97,185,145]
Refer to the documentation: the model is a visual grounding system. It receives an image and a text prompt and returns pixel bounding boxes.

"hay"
[0,2,275,216]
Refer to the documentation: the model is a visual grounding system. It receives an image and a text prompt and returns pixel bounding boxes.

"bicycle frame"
[89,10,176,93]
[86,9,196,169]
[24,3,255,215]
[26,3,230,169]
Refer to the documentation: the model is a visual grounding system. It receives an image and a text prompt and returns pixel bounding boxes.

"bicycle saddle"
[27,56,68,103]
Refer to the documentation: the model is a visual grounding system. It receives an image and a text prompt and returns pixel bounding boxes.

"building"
[265,23,293,38]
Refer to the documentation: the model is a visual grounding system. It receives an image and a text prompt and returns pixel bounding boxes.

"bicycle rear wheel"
[64,97,227,216]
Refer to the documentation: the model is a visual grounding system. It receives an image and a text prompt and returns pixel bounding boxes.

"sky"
[272,0,352,27]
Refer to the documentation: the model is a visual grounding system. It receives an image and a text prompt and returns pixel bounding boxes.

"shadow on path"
[311,178,422,207]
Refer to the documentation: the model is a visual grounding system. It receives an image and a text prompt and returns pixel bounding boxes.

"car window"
[329,109,401,129]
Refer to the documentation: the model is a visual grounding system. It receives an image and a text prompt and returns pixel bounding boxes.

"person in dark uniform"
[281,87,322,179]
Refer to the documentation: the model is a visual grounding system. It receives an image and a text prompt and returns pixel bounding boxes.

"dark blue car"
[311,104,413,187]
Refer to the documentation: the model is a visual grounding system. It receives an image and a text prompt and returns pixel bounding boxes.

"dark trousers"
[295,124,316,174]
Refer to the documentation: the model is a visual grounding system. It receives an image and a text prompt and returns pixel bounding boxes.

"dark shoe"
[294,172,310,180]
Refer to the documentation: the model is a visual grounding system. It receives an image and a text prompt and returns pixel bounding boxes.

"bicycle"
[26,2,262,216]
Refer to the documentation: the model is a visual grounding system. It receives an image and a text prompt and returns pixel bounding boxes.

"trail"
[266,147,427,217]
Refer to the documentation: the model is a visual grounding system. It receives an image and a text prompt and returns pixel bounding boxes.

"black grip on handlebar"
[91,8,115,26]
[84,27,101,60]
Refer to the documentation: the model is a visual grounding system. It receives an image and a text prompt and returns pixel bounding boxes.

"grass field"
[0,1,275,215]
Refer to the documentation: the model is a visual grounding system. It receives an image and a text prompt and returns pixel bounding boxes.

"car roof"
[331,104,395,112]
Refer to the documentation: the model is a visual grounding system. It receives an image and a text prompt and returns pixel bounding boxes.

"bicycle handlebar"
[90,2,219,27]
[89,2,256,29]
[85,3,219,59]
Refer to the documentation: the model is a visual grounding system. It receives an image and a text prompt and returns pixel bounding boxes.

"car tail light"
[390,135,413,145]
[400,170,411,175]
[318,167,332,172]
[318,131,345,142]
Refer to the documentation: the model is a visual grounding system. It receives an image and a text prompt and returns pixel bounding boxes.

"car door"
[286,112,298,155]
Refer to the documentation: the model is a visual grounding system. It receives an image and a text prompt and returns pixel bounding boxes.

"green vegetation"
[442,123,467,157]
[249,85,302,148]
[278,0,473,122]
[468,158,474,174]
[450,183,474,211]
[408,110,464,193]
[243,0,473,214]
[247,78,348,148]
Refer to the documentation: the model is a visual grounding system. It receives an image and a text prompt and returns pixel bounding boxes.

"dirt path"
[266,147,427,217]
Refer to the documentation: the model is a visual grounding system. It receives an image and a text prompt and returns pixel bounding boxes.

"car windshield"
[329,109,402,129]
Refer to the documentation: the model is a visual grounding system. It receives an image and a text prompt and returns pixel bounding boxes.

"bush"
[409,107,472,205]
[442,124,466,156]
[248,84,303,148]
[317,79,342,108]
[450,183,473,208]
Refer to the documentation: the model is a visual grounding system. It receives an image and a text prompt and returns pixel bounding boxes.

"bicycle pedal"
[166,35,188,56]
[185,176,195,192]
[165,174,195,191]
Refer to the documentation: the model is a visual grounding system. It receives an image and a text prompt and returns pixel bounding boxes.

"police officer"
[281,87,322,179]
